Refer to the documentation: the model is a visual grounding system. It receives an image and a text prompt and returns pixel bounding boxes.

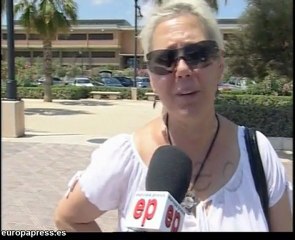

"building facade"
[1,19,238,69]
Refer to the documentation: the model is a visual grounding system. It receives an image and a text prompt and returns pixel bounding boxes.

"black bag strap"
[244,127,270,229]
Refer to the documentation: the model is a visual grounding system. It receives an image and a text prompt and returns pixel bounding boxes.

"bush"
[246,70,292,96]
[216,94,292,137]
[1,87,292,137]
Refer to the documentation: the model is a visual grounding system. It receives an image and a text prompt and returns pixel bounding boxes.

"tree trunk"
[43,39,52,102]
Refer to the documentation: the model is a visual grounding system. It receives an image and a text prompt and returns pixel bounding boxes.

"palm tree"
[205,0,228,12]
[144,0,227,12]
[15,0,78,102]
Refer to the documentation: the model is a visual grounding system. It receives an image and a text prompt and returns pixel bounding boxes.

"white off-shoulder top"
[67,126,289,232]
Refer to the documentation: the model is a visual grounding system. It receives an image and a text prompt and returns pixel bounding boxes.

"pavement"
[1,98,293,232]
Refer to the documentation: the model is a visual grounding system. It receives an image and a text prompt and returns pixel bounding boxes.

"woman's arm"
[269,188,292,232]
[54,181,105,232]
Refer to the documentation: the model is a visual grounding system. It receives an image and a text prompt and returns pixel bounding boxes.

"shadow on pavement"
[277,151,293,160]
[23,133,82,138]
[25,108,91,116]
[25,129,49,133]
[87,138,108,144]
[57,100,115,107]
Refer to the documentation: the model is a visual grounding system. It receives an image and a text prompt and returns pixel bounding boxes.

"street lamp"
[6,0,17,100]
[133,0,143,87]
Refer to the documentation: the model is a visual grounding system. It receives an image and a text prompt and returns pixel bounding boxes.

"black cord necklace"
[165,113,220,214]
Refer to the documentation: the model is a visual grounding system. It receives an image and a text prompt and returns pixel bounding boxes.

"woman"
[54,0,292,231]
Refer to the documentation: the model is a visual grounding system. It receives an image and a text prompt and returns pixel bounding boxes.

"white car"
[72,77,94,87]
[36,76,65,85]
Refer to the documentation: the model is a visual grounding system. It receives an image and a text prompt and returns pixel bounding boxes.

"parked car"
[99,77,124,87]
[92,80,104,86]
[113,76,134,87]
[218,82,242,91]
[99,70,112,78]
[36,76,64,85]
[136,77,150,88]
[227,76,256,90]
[71,77,94,87]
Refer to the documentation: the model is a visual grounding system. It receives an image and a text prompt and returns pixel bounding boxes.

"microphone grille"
[146,145,192,203]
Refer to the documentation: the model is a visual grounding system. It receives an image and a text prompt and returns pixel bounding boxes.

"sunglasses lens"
[184,41,219,66]
[147,40,219,75]
[147,49,175,75]
[148,65,172,75]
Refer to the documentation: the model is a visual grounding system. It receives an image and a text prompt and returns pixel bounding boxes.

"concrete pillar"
[131,87,137,100]
[1,100,25,138]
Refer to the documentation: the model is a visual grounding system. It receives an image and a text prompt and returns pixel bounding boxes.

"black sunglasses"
[146,40,220,75]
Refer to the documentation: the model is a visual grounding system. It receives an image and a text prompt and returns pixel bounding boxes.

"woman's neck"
[164,111,220,163]
[166,112,218,142]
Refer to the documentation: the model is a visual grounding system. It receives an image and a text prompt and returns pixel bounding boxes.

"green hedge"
[215,94,292,137]
[216,94,292,107]
[1,87,292,137]
[1,86,153,100]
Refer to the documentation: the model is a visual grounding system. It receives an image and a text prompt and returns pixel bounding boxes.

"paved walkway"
[1,99,293,231]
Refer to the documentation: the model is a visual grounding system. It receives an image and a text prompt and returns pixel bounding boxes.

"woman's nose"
[174,58,192,79]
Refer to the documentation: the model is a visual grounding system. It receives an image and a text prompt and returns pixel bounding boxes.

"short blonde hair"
[139,0,224,61]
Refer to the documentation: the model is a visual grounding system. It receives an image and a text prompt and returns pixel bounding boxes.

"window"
[15,51,31,58]
[28,34,41,40]
[2,33,26,40]
[62,51,88,58]
[52,51,60,58]
[76,51,89,58]
[33,51,43,57]
[62,52,77,58]
[91,51,115,58]
[88,33,113,40]
[15,34,27,40]
[58,34,87,40]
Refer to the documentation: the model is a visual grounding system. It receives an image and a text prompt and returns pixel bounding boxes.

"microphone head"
[146,145,192,203]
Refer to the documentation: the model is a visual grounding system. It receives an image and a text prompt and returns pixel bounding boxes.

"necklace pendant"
[181,190,199,214]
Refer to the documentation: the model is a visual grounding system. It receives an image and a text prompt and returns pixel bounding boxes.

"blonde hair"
[139,0,224,61]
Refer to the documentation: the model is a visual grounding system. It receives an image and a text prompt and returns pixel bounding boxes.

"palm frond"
[60,0,78,23]
[15,0,78,40]
[15,1,38,33]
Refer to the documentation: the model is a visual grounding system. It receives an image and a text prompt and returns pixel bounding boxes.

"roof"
[2,18,238,31]
[13,19,132,27]
[10,18,236,26]
[217,19,238,24]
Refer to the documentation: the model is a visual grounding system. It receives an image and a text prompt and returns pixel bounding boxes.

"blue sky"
[4,0,247,25]
[75,0,247,25]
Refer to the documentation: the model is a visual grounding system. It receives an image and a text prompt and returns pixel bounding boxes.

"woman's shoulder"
[132,117,166,166]
[99,133,132,148]
[89,133,135,165]
[237,125,288,200]
[235,125,274,151]
[78,133,147,211]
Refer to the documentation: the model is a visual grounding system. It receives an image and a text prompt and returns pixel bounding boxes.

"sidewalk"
[2,99,293,231]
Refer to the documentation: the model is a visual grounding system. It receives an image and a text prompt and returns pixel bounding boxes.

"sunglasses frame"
[146,40,220,75]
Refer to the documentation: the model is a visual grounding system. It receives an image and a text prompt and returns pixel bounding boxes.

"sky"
[75,0,247,26]
[4,0,247,26]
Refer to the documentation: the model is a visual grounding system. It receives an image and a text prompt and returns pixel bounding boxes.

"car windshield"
[137,78,149,82]
[104,78,121,84]
[76,79,90,83]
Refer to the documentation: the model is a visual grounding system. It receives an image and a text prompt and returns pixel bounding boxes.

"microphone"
[126,145,192,232]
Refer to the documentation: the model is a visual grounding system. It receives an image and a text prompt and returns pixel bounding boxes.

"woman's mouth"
[176,90,199,96]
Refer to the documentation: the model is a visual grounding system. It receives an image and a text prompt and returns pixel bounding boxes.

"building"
[1,19,238,69]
